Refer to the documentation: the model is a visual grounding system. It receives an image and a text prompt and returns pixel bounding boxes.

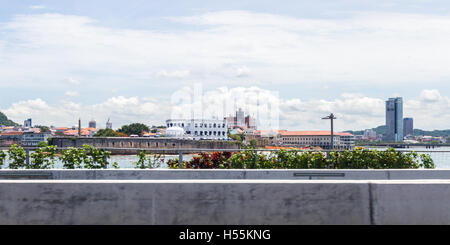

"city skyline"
[0,1,449,131]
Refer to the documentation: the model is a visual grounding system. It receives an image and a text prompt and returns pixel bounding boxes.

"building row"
[245,130,355,149]
[165,119,228,140]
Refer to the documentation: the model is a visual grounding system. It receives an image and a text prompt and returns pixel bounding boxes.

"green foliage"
[117,123,150,136]
[170,148,435,169]
[133,150,163,169]
[0,150,6,168]
[7,144,27,169]
[37,141,48,148]
[327,148,425,169]
[0,111,18,126]
[228,133,244,142]
[94,128,127,137]
[59,145,118,169]
[60,147,88,169]
[35,125,50,133]
[30,145,57,169]
[249,139,258,147]
[81,145,112,169]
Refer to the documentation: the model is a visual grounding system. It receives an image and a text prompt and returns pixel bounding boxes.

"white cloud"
[2,11,450,90]
[29,5,46,10]
[65,91,80,97]
[419,89,441,103]
[235,66,251,77]
[1,11,450,130]
[65,78,81,86]
[1,88,449,130]
[155,70,190,79]
[1,96,169,128]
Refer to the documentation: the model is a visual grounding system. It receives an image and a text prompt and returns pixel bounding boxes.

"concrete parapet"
[2,169,450,180]
[1,179,450,224]
[0,180,371,225]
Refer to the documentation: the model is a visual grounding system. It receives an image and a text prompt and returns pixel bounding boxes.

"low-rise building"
[246,130,355,149]
[278,131,355,149]
[166,119,228,140]
[0,131,24,146]
[22,131,52,147]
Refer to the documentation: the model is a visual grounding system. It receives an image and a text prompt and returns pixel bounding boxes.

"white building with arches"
[165,119,228,140]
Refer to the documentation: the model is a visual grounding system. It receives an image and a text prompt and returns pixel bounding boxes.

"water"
[1,147,450,169]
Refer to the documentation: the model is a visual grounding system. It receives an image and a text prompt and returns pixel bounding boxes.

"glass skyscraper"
[385,97,403,142]
[403,118,414,136]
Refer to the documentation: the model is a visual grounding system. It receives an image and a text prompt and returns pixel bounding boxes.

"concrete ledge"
[1,179,450,224]
[0,180,371,225]
[1,169,450,180]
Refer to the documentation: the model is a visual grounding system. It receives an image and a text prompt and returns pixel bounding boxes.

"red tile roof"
[1,131,24,136]
[279,131,353,136]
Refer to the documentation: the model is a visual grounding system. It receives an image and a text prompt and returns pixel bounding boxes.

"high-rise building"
[24,118,32,128]
[225,108,257,129]
[403,118,414,136]
[106,118,112,129]
[385,97,403,142]
[89,119,97,129]
[236,108,245,128]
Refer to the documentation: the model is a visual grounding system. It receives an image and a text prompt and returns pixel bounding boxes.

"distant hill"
[345,125,386,136]
[413,129,450,137]
[0,112,18,126]
[345,125,450,137]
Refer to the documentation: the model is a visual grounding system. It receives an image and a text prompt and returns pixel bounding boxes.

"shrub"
[60,147,88,169]
[134,150,163,169]
[30,145,57,169]
[0,150,6,168]
[171,148,435,169]
[7,144,27,169]
[59,145,119,169]
[81,145,117,169]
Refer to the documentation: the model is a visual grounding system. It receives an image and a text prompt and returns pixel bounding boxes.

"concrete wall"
[50,137,240,154]
[1,179,450,224]
[2,169,450,180]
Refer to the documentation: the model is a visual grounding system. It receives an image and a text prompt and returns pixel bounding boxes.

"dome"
[166,126,185,137]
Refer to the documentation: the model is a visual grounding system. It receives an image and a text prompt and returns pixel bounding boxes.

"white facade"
[22,131,51,147]
[166,119,228,140]
[166,126,185,137]
[278,131,355,149]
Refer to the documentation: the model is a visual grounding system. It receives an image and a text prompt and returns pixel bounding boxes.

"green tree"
[117,123,150,136]
[0,150,6,168]
[60,147,87,169]
[133,150,162,169]
[94,128,127,137]
[30,145,57,169]
[60,145,119,169]
[7,144,27,169]
[0,111,18,126]
[35,125,50,133]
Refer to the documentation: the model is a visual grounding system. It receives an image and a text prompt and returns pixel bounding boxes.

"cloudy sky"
[0,0,449,131]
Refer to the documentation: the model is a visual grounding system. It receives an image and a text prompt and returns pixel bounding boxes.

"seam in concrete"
[386,171,391,180]
[152,188,156,225]
[368,182,375,225]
